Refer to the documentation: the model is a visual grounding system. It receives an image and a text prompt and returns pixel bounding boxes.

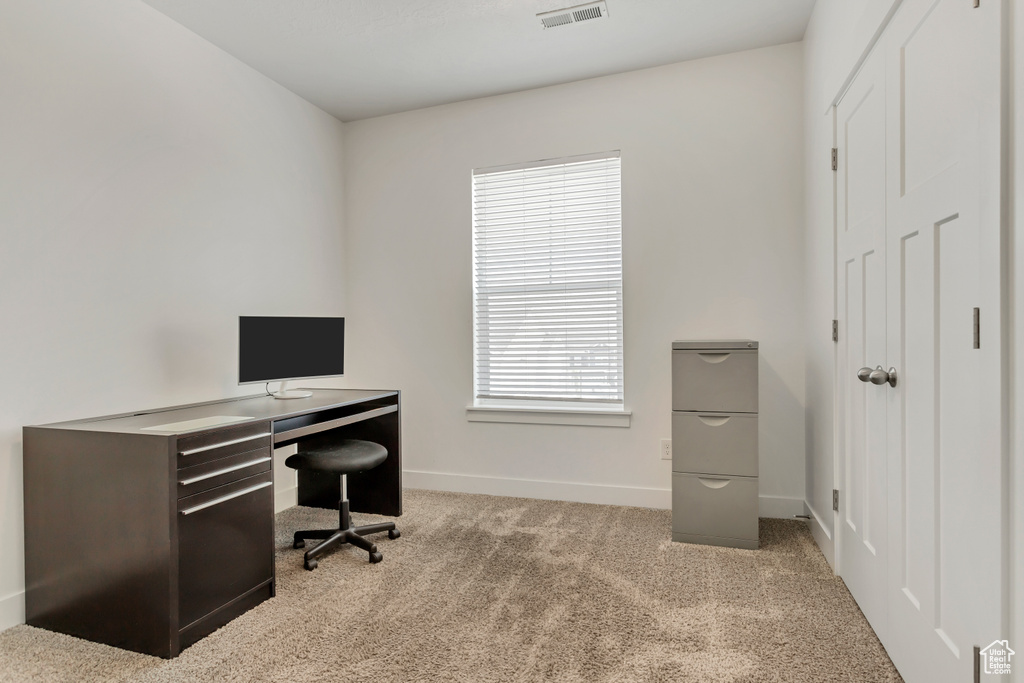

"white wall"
[0,0,347,631]
[341,43,806,514]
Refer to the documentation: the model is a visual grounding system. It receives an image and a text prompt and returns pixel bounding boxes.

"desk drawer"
[177,471,274,629]
[176,422,271,470]
[177,447,272,499]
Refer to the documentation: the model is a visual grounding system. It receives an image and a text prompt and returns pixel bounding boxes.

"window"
[472,152,624,414]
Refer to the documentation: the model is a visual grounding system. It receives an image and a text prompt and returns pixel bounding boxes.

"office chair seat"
[285,439,387,475]
[285,439,399,569]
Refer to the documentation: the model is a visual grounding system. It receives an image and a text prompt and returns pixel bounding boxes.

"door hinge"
[832,319,839,343]
[833,489,839,511]
[973,0,980,7]
[973,307,980,349]
[831,147,838,171]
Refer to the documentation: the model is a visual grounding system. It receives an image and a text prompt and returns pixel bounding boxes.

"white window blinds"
[473,152,623,404]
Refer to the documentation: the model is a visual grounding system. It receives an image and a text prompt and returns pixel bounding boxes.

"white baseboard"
[806,501,835,570]
[275,486,297,514]
[758,495,807,519]
[0,591,25,633]
[404,470,672,509]
[404,470,806,518]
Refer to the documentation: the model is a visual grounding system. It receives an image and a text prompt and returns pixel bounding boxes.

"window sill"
[465,403,631,428]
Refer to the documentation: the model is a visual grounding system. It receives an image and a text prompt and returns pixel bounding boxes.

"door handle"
[858,365,897,387]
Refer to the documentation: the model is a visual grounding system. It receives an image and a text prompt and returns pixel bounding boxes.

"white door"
[835,45,889,642]
[882,0,1004,681]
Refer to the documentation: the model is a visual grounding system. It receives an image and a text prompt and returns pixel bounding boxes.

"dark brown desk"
[22,388,401,658]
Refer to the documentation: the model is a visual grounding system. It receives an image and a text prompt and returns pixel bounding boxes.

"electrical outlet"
[660,439,672,461]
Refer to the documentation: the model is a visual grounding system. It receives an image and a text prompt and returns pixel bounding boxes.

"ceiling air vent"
[538,1,608,29]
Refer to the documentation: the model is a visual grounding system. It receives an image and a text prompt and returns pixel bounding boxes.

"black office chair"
[285,438,400,570]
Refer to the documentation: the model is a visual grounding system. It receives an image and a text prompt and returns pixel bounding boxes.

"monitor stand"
[272,381,313,400]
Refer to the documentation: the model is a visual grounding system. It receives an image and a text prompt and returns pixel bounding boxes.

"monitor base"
[271,381,312,399]
[272,390,313,399]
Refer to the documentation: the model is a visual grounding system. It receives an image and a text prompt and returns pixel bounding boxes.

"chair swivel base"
[292,500,399,569]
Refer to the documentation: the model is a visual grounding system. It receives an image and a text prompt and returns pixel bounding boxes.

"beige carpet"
[0,489,900,682]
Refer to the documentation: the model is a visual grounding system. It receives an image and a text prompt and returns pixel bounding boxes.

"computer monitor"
[239,316,345,399]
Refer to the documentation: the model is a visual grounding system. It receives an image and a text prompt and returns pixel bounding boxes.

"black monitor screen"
[239,316,344,384]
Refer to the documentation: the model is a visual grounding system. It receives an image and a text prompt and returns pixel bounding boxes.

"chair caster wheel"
[304,558,318,571]
[293,539,305,549]
[369,552,383,563]
[388,529,401,540]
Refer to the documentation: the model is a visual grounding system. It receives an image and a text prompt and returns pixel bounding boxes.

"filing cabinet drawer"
[177,447,273,499]
[671,350,758,413]
[176,421,272,469]
[672,412,758,477]
[672,472,758,544]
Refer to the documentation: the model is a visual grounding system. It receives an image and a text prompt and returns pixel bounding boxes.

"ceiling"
[139,0,816,122]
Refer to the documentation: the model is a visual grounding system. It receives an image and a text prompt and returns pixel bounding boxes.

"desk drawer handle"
[180,481,272,515]
[697,477,731,490]
[179,432,270,457]
[179,456,272,486]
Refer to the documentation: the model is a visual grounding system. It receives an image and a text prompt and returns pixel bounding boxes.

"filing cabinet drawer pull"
[179,432,270,457]
[697,477,731,490]
[180,481,272,515]
[179,456,272,486]
[697,353,730,363]
[697,415,731,427]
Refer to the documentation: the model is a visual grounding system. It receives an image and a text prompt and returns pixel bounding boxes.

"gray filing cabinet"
[671,340,759,549]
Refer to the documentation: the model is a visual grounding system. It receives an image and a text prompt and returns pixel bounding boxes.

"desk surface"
[33,388,398,435]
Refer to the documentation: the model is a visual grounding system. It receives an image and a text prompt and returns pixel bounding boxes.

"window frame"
[468,151,629,427]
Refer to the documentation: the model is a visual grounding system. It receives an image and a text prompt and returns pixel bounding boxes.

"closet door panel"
[835,45,889,644]
[884,1,1005,681]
